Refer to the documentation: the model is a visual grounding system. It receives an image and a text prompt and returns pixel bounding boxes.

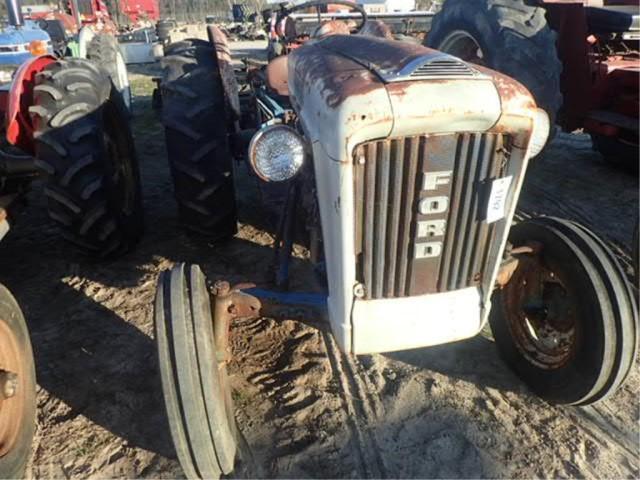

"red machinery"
[118,0,160,23]
[427,0,639,168]
[545,1,639,164]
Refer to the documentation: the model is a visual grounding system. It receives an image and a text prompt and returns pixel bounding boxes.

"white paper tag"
[486,176,513,224]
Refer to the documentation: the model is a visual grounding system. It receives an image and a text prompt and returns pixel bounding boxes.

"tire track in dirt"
[321,331,387,479]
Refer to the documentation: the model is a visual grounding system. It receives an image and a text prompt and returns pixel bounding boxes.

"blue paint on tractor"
[0,20,52,76]
[244,288,329,321]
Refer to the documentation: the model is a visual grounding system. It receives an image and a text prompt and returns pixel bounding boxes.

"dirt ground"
[0,41,638,479]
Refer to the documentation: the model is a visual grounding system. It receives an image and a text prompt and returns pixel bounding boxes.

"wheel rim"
[103,106,136,216]
[438,30,487,66]
[0,319,26,458]
[502,255,579,370]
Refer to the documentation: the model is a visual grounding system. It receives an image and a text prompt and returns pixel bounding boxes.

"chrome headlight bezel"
[528,108,551,159]
[248,124,307,182]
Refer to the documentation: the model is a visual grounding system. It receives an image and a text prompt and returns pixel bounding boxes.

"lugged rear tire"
[161,44,237,239]
[490,217,638,405]
[426,0,563,126]
[31,58,143,258]
[0,284,36,479]
[86,33,132,113]
[164,38,211,56]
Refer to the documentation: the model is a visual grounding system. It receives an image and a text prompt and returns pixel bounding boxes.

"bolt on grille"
[353,133,510,300]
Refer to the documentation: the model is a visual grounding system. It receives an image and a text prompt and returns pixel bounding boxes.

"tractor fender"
[77,26,96,59]
[207,25,241,126]
[6,54,56,152]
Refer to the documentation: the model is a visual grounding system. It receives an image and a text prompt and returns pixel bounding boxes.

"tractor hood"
[289,35,533,161]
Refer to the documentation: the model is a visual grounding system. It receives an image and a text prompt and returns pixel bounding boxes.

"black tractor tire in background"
[0,284,36,479]
[590,133,639,174]
[161,44,237,239]
[164,38,211,56]
[157,19,177,43]
[426,0,563,126]
[490,217,637,406]
[31,58,143,258]
[86,33,133,114]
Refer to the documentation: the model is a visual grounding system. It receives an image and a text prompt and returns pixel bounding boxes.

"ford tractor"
[153,3,638,478]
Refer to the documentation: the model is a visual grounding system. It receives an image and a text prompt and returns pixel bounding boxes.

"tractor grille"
[354,133,511,300]
[409,59,475,79]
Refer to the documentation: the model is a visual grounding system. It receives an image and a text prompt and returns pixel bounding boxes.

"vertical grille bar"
[372,142,391,298]
[395,136,420,297]
[448,134,480,290]
[468,134,498,287]
[385,139,405,297]
[458,135,490,286]
[438,134,470,291]
[363,142,377,296]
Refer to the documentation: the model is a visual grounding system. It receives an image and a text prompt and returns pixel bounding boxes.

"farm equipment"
[21,0,133,109]
[426,0,640,170]
[0,269,36,478]
[0,203,36,479]
[154,3,638,477]
[0,0,143,257]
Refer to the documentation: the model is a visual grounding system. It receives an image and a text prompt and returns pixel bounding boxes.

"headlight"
[0,67,16,84]
[248,124,306,182]
[528,108,550,158]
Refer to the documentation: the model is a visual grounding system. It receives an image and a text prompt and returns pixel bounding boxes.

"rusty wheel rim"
[503,256,579,370]
[0,319,26,458]
[438,30,487,66]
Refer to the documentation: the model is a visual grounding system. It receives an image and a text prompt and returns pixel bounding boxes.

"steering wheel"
[281,0,368,34]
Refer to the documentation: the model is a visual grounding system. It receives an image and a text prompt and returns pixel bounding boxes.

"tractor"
[154,2,637,478]
[20,0,133,110]
[0,0,142,258]
[0,211,35,479]
[425,0,639,171]
[0,0,143,472]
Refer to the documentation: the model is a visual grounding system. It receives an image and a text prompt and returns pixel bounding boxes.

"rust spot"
[474,65,537,112]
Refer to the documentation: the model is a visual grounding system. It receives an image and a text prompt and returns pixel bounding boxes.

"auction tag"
[486,176,513,224]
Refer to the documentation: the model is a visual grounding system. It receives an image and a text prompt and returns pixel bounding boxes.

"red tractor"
[0,0,142,256]
[425,0,639,171]
[0,0,142,474]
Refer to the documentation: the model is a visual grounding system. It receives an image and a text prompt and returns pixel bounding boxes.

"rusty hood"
[288,35,534,161]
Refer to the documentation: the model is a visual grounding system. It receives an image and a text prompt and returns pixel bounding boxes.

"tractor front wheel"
[31,58,143,258]
[155,264,239,479]
[0,284,36,479]
[490,217,637,405]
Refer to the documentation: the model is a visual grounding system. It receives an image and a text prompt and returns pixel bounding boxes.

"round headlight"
[248,125,306,182]
[529,108,550,159]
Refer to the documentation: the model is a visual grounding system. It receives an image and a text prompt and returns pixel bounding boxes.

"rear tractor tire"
[490,217,638,405]
[0,284,36,479]
[161,43,237,239]
[427,0,563,128]
[31,58,143,258]
[86,33,132,114]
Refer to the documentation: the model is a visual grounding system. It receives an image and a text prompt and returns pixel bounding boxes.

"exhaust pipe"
[69,0,82,33]
[5,0,24,27]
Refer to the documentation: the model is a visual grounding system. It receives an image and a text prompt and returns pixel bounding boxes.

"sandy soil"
[0,41,637,479]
